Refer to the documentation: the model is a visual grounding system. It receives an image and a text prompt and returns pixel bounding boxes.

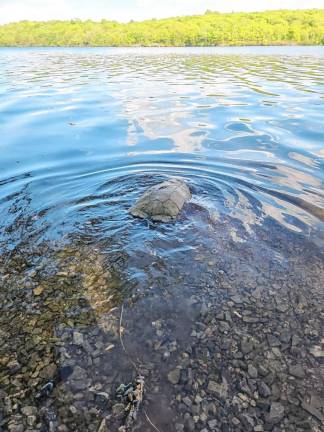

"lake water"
[0,47,323,431]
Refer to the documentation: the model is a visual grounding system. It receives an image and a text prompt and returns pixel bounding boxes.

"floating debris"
[35,365,73,401]
[116,375,145,429]
[35,381,54,401]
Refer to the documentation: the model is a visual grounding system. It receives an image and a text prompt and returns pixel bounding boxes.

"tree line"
[0,9,323,47]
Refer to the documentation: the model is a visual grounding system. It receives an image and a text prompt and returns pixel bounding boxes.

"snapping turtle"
[130,178,191,222]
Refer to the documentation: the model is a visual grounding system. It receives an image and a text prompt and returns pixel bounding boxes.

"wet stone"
[26,415,37,427]
[7,359,21,374]
[184,416,195,432]
[73,331,84,346]
[289,364,305,378]
[248,364,258,378]
[241,340,253,354]
[208,419,218,428]
[207,379,228,399]
[21,406,37,417]
[240,414,255,431]
[167,367,181,385]
[267,402,285,424]
[258,381,271,398]
[182,396,192,407]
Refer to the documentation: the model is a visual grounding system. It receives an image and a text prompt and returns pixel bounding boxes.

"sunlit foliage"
[0,9,323,47]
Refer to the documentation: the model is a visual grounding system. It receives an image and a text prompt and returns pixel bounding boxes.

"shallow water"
[0,47,324,431]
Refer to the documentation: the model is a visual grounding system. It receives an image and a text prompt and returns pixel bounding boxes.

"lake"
[0,47,323,431]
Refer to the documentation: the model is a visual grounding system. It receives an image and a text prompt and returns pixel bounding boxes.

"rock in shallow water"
[129,178,191,222]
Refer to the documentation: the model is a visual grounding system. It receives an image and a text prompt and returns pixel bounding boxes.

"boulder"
[129,178,191,222]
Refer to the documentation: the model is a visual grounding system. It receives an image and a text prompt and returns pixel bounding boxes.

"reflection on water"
[0,47,324,431]
[0,47,323,245]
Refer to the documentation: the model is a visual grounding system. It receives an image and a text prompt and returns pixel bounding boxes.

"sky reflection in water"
[0,46,323,249]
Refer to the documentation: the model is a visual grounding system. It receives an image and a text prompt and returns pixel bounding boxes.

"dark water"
[0,47,324,431]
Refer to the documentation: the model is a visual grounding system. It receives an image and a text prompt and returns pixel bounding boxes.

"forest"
[0,9,323,47]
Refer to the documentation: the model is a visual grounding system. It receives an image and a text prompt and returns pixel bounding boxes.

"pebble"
[33,285,44,296]
[7,360,21,374]
[73,331,84,346]
[184,416,195,432]
[248,364,258,378]
[241,340,253,354]
[208,419,218,428]
[288,364,305,378]
[207,380,228,399]
[268,402,285,424]
[182,396,192,407]
[167,368,181,385]
[21,406,37,417]
[258,381,271,398]
[1,222,323,432]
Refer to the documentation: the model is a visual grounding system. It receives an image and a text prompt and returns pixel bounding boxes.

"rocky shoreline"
[0,216,323,431]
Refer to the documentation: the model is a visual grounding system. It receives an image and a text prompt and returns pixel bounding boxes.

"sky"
[0,0,323,24]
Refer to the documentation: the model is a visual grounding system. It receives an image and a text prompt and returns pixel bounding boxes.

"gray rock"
[7,359,21,374]
[248,364,258,378]
[258,381,271,398]
[200,302,208,316]
[94,392,109,405]
[130,178,191,222]
[207,377,228,399]
[70,365,90,390]
[70,365,88,381]
[241,340,253,354]
[289,364,305,378]
[240,414,254,431]
[268,402,285,424]
[184,416,195,432]
[182,396,192,407]
[26,415,37,427]
[8,424,24,432]
[21,406,37,417]
[309,345,324,358]
[208,419,218,428]
[73,331,84,346]
[167,368,181,385]
[301,399,324,423]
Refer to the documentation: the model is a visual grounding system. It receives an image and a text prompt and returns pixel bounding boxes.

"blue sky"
[0,0,323,24]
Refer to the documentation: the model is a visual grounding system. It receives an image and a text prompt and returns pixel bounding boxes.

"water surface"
[0,47,323,432]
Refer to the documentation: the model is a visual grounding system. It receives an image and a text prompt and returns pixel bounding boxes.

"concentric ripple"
[0,47,323,253]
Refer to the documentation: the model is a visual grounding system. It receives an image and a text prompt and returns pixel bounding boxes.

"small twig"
[119,305,163,432]
[119,303,126,353]
[144,410,162,432]
[119,304,140,373]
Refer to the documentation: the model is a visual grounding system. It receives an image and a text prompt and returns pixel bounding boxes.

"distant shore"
[0,9,323,47]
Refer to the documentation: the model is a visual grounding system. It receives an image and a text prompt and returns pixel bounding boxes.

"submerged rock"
[167,367,181,385]
[129,178,191,222]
